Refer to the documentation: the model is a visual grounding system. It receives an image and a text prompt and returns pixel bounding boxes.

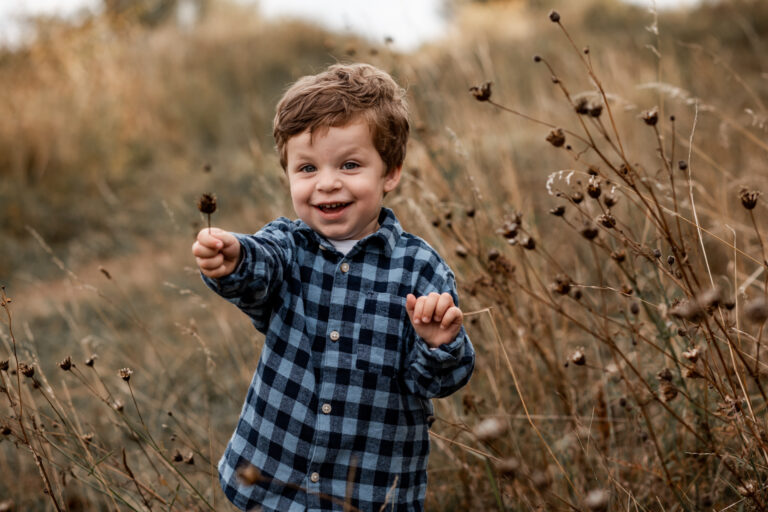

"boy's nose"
[315,169,342,191]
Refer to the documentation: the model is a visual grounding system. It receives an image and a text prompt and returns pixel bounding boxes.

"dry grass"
[2,0,768,510]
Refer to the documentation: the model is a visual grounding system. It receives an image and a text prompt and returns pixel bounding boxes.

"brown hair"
[273,63,409,174]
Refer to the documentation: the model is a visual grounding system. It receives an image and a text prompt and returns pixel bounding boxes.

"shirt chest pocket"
[356,292,407,377]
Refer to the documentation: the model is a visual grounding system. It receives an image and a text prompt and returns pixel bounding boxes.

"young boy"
[192,63,474,511]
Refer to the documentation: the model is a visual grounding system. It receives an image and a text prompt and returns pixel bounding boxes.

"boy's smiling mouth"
[314,202,352,214]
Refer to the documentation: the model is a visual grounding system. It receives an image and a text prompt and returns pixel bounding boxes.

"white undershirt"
[327,238,358,255]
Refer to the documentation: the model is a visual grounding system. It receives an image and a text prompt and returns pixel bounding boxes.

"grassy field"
[3,0,768,509]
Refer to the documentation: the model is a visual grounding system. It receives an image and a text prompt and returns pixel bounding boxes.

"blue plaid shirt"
[204,208,474,511]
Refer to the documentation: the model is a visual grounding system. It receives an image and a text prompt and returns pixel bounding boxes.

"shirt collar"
[295,207,402,258]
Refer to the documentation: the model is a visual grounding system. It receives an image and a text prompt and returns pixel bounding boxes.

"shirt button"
[321,403,332,414]
[329,330,340,342]
[310,472,320,483]
[340,262,350,273]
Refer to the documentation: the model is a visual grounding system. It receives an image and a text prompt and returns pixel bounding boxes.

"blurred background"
[2,0,768,510]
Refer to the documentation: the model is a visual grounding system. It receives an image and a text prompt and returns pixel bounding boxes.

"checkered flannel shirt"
[203,207,475,512]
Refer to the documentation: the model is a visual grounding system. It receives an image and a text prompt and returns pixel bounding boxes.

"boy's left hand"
[406,292,463,348]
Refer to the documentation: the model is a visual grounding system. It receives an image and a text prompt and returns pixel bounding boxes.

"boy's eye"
[342,162,359,170]
[299,164,316,173]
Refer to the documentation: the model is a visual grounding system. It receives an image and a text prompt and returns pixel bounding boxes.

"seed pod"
[697,286,722,310]
[678,160,688,171]
[630,302,640,315]
[59,356,73,371]
[659,380,678,402]
[745,296,768,324]
[571,191,584,204]
[19,363,34,378]
[603,194,617,208]
[589,104,603,117]
[552,274,572,295]
[570,348,586,366]
[739,188,760,210]
[521,236,536,250]
[85,354,98,367]
[548,10,560,22]
[580,224,598,240]
[546,128,566,148]
[587,178,601,198]
[118,368,133,382]
[575,98,590,115]
[549,205,566,216]
[455,245,468,258]
[682,346,701,363]
[611,250,626,263]
[487,248,500,261]
[469,82,492,102]
[642,108,659,126]
[597,213,616,229]
[0,360,8,371]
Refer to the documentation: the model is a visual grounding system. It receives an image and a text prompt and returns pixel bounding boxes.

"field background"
[3,0,768,510]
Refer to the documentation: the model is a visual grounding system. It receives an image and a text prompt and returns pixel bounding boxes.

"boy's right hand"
[192,228,241,278]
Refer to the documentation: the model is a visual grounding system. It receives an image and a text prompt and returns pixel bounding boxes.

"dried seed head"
[172,450,184,462]
[533,55,542,62]
[603,194,617,208]
[81,432,94,443]
[85,354,98,367]
[684,367,705,379]
[642,107,659,126]
[667,255,675,265]
[455,245,468,258]
[597,213,616,229]
[659,380,678,402]
[589,104,603,117]
[465,207,476,218]
[657,368,673,382]
[1,424,11,435]
[745,296,768,324]
[113,400,124,412]
[570,348,586,366]
[521,236,536,250]
[739,188,760,210]
[653,248,662,259]
[473,417,508,442]
[196,193,217,215]
[587,179,601,199]
[118,368,133,382]
[670,299,705,323]
[681,346,700,363]
[630,302,640,315]
[580,224,599,240]
[19,363,34,378]
[487,248,500,261]
[571,191,584,204]
[469,82,492,102]
[678,160,688,171]
[495,457,520,478]
[499,222,518,239]
[575,97,590,115]
[59,356,73,371]
[0,360,8,372]
[184,452,195,465]
[99,266,112,280]
[548,10,561,22]
[546,128,566,147]
[237,464,263,485]
[551,274,572,295]
[549,205,566,217]
[697,286,722,310]
[611,250,626,263]
[572,289,582,300]
[585,489,610,512]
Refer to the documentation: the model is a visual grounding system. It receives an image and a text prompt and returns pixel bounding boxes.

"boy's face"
[285,118,401,241]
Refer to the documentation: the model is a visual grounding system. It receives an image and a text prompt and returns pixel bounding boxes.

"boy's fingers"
[433,293,454,321]
[192,241,219,258]
[406,294,416,316]
[196,253,224,271]
[419,292,441,324]
[440,306,463,329]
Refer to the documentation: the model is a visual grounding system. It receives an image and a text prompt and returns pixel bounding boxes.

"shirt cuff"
[414,329,466,366]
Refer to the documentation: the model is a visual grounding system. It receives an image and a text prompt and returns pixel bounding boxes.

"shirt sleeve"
[402,266,475,399]
[200,218,294,332]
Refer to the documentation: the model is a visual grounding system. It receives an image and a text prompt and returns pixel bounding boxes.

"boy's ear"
[383,165,403,193]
